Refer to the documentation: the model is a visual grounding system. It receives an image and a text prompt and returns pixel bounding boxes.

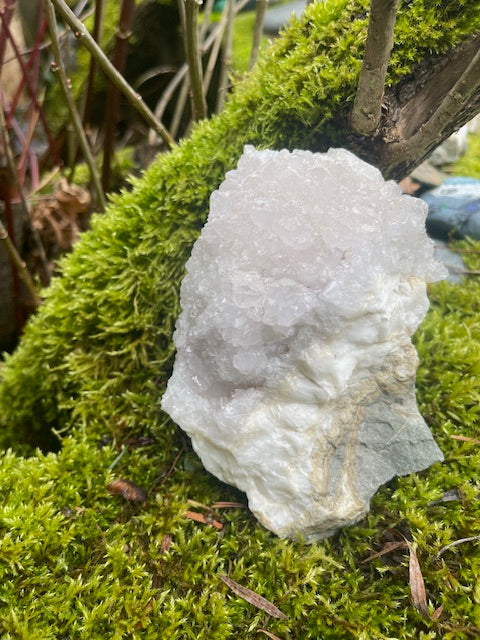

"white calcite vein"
[162,146,446,541]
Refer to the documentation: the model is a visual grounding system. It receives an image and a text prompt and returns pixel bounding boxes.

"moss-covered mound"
[1,0,479,447]
[1,0,480,636]
[2,270,480,638]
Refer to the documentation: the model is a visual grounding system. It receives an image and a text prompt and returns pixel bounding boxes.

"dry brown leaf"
[160,534,172,554]
[258,630,283,640]
[361,541,407,564]
[406,541,429,619]
[432,603,445,620]
[55,177,91,217]
[219,574,288,620]
[106,478,148,502]
[427,488,463,506]
[184,510,224,529]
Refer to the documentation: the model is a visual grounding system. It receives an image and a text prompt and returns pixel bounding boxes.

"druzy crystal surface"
[162,146,445,541]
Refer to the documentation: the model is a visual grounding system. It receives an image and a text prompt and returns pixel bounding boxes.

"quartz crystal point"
[162,146,446,541]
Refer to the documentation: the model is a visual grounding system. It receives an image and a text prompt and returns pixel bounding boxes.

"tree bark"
[346,32,480,179]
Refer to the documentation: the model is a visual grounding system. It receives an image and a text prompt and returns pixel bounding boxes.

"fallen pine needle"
[361,541,407,564]
[212,501,248,509]
[258,629,283,640]
[450,435,480,445]
[219,574,288,620]
[187,499,247,510]
[432,603,445,620]
[184,510,223,529]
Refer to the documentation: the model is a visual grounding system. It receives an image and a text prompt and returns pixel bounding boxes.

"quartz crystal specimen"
[162,146,446,541]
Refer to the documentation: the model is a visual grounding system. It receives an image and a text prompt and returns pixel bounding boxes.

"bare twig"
[200,0,216,40]
[0,0,15,62]
[351,0,400,135]
[102,0,136,192]
[148,0,251,143]
[182,0,207,121]
[203,10,227,94]
[49,0,175,148]
[0,99,50,285]
[248,0,268,70]
[170,77,191,139]
[45,1,107,210]
[0,219,41,307]
[216,0,235,113]
[0,9,58,163]
[436,535,480,558]
[154,64,188,122]
[158,446,185,486]
[83,0,105,126]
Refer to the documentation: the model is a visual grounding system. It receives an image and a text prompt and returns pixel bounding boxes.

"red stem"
[83,0,105,126]
[102,0,136,192]
[0,1,15,63]
[0,181,26,334]
[0,9,60,166]
[6,13,48,123]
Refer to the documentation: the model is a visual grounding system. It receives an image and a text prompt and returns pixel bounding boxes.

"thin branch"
[0,0,15,62]
[102,0,136,193]
[49,0,176,148]
[216,0,235,113]
[154,63,188,122]
[0,219,41,307]
[82,0,105,126]
[351,0,400,135]
[182,0,207,121]
[388,45,480,162]
[0,9,59,163]
[248,0,268,70]
[436,535,480,558]
[148,0,251,144]
[45,1,107,210]
[170,76,190,139]
[203,9,228,94]
[200,0,216,40]
[0,98,50,286]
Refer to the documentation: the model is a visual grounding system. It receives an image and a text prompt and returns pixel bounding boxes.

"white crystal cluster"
[162,146,445,541]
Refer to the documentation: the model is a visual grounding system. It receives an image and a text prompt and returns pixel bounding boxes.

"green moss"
[71,146,138,191]
[2,0,479,448]
[2,279,480,637]
[1,0,480,635]
[450,134,480,178]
